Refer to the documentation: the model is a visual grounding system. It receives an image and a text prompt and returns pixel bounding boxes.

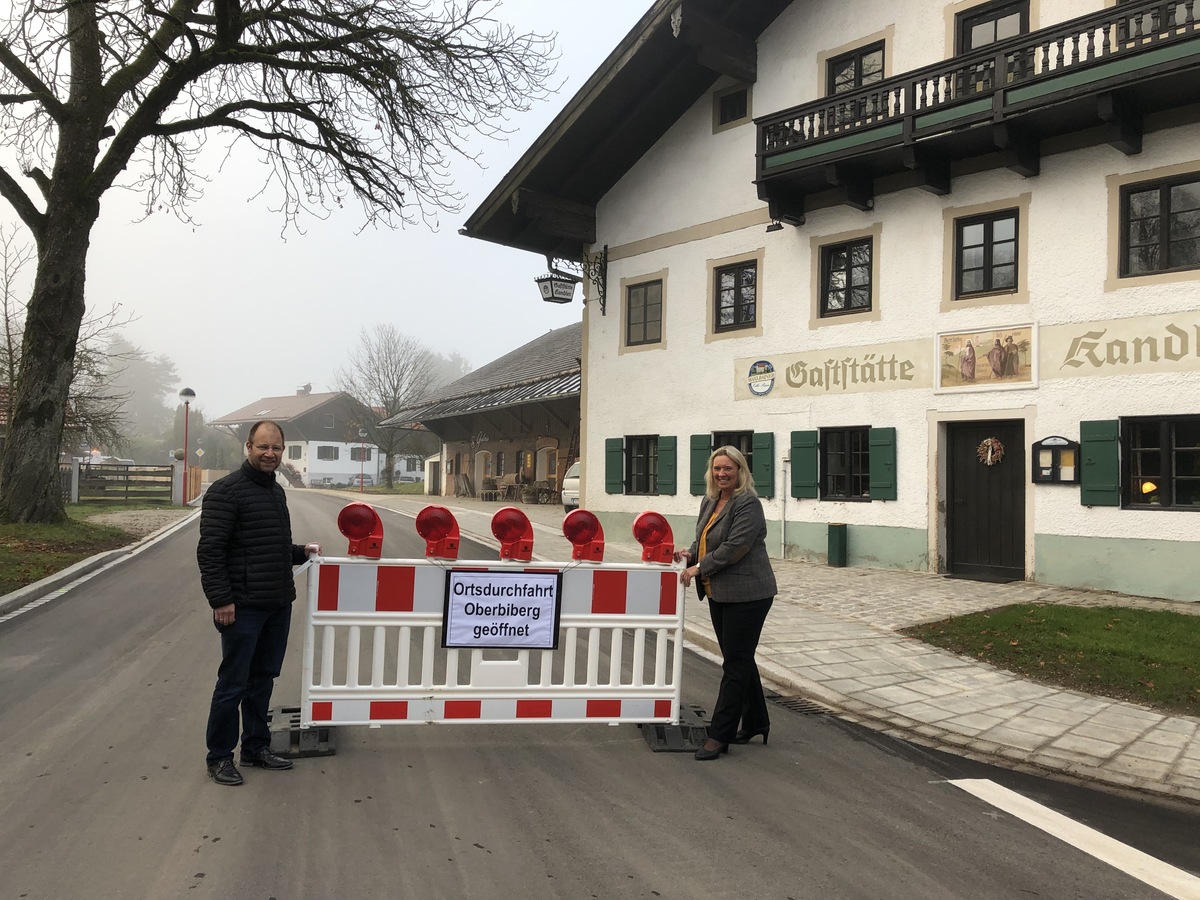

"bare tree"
[0,0,554,522]
[0,226,34,429]
[335,324,444,489]
[0,225,140,458]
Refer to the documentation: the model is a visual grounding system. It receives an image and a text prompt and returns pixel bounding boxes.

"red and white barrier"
[299,506,685,728]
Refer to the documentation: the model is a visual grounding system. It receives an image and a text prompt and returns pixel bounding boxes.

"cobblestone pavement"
[360,492,1200,804]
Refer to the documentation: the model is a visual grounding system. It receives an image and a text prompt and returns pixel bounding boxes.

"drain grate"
[767,693,832,716]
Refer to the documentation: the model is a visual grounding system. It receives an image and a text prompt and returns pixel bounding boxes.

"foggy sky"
[0,1,651,420]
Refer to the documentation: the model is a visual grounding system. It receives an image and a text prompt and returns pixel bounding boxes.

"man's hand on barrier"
[305,542,322,556]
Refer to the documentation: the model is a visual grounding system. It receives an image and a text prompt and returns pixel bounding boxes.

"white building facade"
[467,0,1200,601]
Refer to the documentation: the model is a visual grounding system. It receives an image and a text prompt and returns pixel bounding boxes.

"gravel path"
[87,506,196,540]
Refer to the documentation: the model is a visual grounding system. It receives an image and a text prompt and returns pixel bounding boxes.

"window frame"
[712,83,752,132]
[625,278,663,347]
[317,445,339,461]
[288,445,302,460]
[1120,173,1200,278]
[820,426,872,501]
[955,208,1020,299]
[1121,415,1200,511]
[826,41,885,96]
[819,237,874,318]
[625,435,659,496]
[350,446,372,463]
[713,260,758,333]
[956,0,1029,54]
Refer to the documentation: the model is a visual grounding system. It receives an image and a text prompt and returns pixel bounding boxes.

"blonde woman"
[675,446,777,761]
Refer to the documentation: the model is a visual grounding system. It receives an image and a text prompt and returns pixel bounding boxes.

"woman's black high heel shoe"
[732,726,769,745]
[694,739,729,761]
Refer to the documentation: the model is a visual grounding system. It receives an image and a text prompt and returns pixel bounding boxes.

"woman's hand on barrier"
[679,565,699,587]
[673,549,692,565]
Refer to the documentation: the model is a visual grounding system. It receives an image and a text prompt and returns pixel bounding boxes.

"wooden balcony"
[756,0,1200,222]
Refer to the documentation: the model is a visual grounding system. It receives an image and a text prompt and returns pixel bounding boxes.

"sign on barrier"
[301,557,685,728]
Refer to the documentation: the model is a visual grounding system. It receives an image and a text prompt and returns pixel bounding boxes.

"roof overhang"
[460,0,794,261]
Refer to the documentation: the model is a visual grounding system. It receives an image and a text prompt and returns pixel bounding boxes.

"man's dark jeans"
[205,605,291,764]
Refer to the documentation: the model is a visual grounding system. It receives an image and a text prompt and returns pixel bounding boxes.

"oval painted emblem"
[747,360,775,396]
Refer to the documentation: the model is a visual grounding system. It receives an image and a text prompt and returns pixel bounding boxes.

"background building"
[384,323,581,502]
[209,388,384,487]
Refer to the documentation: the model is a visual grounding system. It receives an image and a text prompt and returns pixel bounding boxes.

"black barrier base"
[268,706,338,758]
[639,703,709,752]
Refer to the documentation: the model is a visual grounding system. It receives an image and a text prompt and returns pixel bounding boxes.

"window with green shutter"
[690,434,711,495]
[868,427,897,501]
[752,432,774,498]
[1080,420,1119,507]
[790,431,818,499]
[625,435,659,494]
[657,436,677,495]
[605,438,624,494]
[1118,416,1200,510]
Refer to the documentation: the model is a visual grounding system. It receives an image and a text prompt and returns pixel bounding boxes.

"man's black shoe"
[239,747,294,770]
[207,758,244,786]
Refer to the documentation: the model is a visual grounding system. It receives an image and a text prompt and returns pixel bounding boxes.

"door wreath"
[976,437,1005,466]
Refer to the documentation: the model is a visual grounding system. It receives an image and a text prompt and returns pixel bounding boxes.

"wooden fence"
[78,463,174,505]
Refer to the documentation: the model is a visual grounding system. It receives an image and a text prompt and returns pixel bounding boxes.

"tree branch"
[0,42,68,122]
[0,165,44,237]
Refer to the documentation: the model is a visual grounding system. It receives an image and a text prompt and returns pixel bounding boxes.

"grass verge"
[0,516,135,596]
[901,603,1200,718]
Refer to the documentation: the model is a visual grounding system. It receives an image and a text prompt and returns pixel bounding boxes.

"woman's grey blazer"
[687,490,778,603]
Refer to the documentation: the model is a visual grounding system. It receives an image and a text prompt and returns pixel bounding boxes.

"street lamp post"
[358,429,367,493]
[179,387,196,504]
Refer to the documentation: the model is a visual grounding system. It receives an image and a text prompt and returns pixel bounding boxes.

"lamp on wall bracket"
[537,245,609,316]
[765,219,784,233]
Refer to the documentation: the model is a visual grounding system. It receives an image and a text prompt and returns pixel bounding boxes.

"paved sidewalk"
[362,491,1200,804]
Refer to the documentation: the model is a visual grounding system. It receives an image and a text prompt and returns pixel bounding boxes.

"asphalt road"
[0,490,1195,899]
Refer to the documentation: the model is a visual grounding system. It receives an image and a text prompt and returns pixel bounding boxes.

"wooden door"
[947,420,1025,582]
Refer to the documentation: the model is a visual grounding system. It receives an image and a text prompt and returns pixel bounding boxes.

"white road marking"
[0,511,200,624]
[950,778,1200,900]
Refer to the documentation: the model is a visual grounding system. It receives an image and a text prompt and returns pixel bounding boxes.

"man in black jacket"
[198,420,321,786]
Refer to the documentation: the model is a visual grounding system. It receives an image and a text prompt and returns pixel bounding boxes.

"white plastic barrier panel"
[300,557,686,727]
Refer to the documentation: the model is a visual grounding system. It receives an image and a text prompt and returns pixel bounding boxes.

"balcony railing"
[758,0,1199,175]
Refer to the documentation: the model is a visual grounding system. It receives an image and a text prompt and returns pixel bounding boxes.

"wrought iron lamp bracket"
[547,245,609,316]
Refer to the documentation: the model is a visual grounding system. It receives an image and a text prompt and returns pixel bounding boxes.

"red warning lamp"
[415,506,460,559]
[632,511,674,564]
[492,506,534,562]
[337,502,384,559]
[562,509,605,562]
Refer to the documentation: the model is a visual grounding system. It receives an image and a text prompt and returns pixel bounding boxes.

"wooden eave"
[461,0,794,261]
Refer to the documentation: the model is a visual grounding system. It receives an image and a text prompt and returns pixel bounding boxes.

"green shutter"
[790,430,818,499]
[657,435,677,495]
[690,434,711,495]
[605,438,625,494]
[868,427,897,501]
[752,431,775,498]
[1080,420,1120,507]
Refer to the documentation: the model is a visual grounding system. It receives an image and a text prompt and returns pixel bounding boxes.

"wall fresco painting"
[938,325,1035,392]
